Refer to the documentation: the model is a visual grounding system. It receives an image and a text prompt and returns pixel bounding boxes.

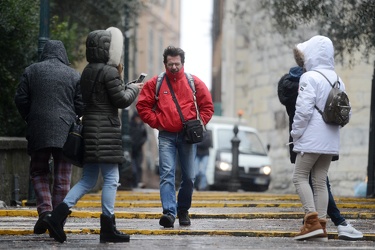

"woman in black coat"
[43,27,143,244]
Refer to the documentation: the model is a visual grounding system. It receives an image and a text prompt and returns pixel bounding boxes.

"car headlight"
[216,161,232,171]
[260,165,271,175]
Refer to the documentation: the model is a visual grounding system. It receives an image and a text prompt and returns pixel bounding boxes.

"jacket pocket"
[108,116,121,127]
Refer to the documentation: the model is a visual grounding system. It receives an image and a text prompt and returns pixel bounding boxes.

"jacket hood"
[85,27,123,66]
[40,40,70,65]
[296,35,334,71]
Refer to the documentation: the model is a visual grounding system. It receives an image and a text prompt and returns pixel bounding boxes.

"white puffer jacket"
[291,35,349,155]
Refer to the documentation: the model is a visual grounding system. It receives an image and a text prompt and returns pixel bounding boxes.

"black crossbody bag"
[165,75,204,144]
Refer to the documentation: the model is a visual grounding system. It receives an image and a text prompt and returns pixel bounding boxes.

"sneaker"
[159,214,175,228]
[178,210,191,226]
[338,223,363,240]
[33,211,51,234]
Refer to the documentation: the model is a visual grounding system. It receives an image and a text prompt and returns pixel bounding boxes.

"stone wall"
[220,0,371,195]
[0,137,29,206]
[0,137,88,206]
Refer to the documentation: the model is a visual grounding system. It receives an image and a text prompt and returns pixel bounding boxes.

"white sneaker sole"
[294,229,324,241]
[338,234,363,241]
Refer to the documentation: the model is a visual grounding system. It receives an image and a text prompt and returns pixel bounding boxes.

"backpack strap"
[313,70,340,114]
[155,72,166,101]
[185,72,196,93]
[154,72,196,100]
[313,70,340,88]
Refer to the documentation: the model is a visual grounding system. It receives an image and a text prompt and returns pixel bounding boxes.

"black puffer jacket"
[80,27,139,164]
[14,40,83,154]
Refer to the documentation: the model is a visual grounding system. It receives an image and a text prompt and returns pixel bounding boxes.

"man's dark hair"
[163,46,185,64]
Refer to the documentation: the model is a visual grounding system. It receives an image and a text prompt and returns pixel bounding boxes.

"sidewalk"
[0,189,374,249]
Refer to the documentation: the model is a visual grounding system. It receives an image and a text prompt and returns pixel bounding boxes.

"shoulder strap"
[155,72,166,101]
[155,72,196,99]
[313,70,340,88]
[185,72,196,92]
[165,75,186,123]
[313,70,340,114]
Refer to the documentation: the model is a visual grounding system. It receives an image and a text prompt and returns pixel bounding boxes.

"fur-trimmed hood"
[294,35,334,72]
[85,27,123,66]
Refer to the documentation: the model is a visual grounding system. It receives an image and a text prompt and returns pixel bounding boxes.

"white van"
[205,116,271,192]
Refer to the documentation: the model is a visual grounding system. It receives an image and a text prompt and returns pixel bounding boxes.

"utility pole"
[119,2,133,190]
[367,61,375,198]
[38,0,49,60]
[27,0,49,206]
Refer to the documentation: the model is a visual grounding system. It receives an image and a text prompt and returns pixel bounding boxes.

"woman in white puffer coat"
[291,35,350,241]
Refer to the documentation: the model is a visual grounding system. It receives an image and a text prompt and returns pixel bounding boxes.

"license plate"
[254,177,268,185]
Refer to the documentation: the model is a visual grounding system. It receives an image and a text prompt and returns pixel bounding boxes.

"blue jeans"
[194,155,209,190]
[63,163,119,216]
[309,175,345,226]
[158,130,196,217]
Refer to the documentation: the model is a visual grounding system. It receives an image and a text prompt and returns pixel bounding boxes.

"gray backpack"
[314,70,351,127]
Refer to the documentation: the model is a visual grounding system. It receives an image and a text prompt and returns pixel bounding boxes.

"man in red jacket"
[136,46,214,228]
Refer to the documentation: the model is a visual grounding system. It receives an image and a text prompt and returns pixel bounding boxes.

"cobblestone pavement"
[0,189,374,249]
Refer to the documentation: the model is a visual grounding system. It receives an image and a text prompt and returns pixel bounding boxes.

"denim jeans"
[158,130,196,217]
[194,155,209,190]
[310,175,345,226]
[63,163,119,216]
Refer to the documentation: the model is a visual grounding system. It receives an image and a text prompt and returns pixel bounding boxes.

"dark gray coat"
[81,28,139,164]
[14,40,83,154]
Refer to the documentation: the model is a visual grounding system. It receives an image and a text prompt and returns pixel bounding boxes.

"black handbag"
[62,68,103,167]
[165,76,204,144]
[62,118,84,167]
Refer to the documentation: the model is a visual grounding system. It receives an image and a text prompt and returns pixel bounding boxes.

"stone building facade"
[212,0,373,195]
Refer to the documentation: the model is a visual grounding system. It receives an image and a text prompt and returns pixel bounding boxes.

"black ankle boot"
[100,214,130,243]
[43,202,71,243]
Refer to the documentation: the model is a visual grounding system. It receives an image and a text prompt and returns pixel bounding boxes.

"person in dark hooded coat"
[14,40,83,236]
[43,27,143,244]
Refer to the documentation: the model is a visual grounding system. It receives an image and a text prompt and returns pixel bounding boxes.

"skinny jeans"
[63,163,119,216]
[293,153,332,219]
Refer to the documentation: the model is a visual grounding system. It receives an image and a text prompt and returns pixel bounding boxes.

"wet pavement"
[0,189,374,249]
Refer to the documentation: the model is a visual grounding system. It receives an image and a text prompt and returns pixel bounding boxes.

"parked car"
[206,116,271,192]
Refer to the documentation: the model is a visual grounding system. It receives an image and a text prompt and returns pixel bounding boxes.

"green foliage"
[0,0,39,136]
[261,0,375,65]
[50,16,85,65]
[1,0,143,136]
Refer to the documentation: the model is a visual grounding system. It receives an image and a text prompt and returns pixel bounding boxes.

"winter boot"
[100,214,130,243]
[308,218,328,241]
[43,202,71,243]
[294,212,325,241]
[34,211,51,234]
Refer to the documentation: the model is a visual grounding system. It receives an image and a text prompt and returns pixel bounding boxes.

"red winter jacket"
[136,68,214,132]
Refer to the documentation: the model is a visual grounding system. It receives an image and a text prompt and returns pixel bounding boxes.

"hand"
[134,82,144,90]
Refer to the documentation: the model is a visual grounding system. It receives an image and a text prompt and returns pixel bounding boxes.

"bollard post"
[11,175,21,206]
[228,124,241,192]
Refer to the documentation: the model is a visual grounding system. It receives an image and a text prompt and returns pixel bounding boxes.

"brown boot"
[294,212,325,241]
[308,218,328,241]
